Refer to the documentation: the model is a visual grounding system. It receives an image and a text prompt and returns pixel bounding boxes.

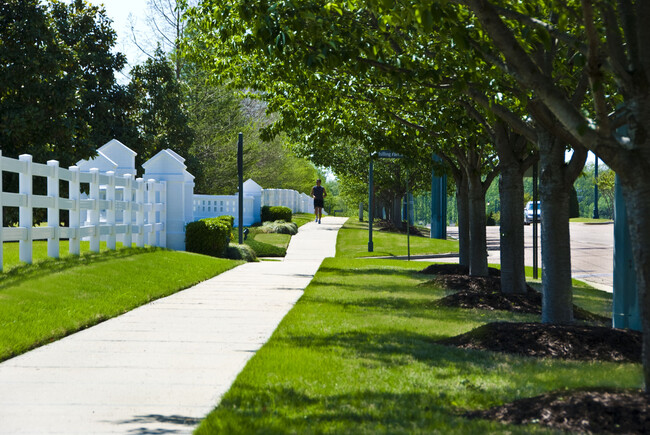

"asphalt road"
[447,222,614,292]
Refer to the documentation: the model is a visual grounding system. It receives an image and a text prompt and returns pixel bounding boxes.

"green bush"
[244,238,287,257]
[261,205,292,222]
[259,220,298,235]
[185,216,233,257]
[486,212,496,226]
[226,243,258,262]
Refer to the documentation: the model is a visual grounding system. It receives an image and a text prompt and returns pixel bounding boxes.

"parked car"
[524,201,541,225]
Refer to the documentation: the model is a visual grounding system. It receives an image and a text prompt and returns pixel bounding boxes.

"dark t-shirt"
[312,185,325,199]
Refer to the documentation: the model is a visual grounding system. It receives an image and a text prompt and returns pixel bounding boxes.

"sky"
[85,0,150,79]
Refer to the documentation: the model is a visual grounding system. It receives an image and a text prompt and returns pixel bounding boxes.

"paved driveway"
[448,222,614,292]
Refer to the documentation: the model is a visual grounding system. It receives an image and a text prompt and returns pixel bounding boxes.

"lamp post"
[238,132,243,244]
[593,154,600,219]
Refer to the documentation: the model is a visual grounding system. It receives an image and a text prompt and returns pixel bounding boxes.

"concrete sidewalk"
[0,216,348,435]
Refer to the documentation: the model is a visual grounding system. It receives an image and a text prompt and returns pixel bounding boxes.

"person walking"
[310,179,327,224]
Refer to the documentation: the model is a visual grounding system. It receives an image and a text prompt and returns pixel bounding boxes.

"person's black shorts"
[314,198,324,208]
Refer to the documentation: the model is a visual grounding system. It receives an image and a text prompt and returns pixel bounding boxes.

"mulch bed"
[419,264,646,433]
[418,264,609,323]
[439,321,641,363]
[465,388,650,434]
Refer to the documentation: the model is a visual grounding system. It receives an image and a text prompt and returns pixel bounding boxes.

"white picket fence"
[262,189,312,214]
[0,152,166,271]
[192,194,254,227]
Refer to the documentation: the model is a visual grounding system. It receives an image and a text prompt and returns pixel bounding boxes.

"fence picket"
[47,160,60,258]
[19,155,33,264]
[106,171,116,250]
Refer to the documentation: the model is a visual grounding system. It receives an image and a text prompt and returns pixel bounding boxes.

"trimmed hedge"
[261,205,292,223]
[185,216,233,257]
[226,243,258,262]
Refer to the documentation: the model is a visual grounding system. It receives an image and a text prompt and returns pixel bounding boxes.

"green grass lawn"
[292,212,316,228]
[196,257,640,434]
[570,217,613,223]
[244,213,315,257]
[244,229,292,257]
[0,245,242,362]
[336,218,459,258]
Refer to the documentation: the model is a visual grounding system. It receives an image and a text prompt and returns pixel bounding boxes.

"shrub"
[226,243,258,262]
[261,205,292,222]
[259,220,298,235]
[486,212,496,226]
[244,238,287,257]
[185,216,233,257]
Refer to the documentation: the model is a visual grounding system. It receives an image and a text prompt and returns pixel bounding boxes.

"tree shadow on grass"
[0,247,161,291]
[279,329,514,371]
[207,384,493,434]
[302,293,538,324]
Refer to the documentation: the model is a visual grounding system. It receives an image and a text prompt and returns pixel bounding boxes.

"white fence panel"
[192,194,254,227]
[0,152,166,271]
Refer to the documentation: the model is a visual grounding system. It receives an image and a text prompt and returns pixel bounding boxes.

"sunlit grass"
[570,218,613,223]
[336,217,458,258]
[244,229,291,257]
[196,258,640,433]
[0,247,242,362]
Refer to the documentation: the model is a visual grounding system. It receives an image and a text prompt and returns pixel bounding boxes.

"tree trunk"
[538,131,574,323]
[618,168,650,393]
[499,166,527,294]
[391,195,403,230]
[455,177,470,267]
[468,171,488,276]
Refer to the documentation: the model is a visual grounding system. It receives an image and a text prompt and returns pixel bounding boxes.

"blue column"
[430,154,447,239]
[613,175,641,330]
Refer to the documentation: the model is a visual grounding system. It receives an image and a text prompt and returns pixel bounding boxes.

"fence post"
[0,150,3,271]
[135,178,145,247]
[106,171,116,250]
[47,160,60,258]
[147,179,155,246]
[19,154,33,264]
[159,181,167,248]
[123,174,133,248]
[89,168,100,252]
[68,166,81,255]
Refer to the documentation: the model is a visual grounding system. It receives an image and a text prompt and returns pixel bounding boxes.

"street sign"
[375,150,403,159]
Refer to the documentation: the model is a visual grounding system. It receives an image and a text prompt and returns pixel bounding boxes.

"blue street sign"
[375,150,403,159]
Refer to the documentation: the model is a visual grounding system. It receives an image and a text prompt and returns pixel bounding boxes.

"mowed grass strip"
[337,218,458,258]
[196,257,641,434]
[0,246,242,362]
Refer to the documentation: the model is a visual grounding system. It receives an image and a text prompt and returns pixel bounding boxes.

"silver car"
[524,201,540,225]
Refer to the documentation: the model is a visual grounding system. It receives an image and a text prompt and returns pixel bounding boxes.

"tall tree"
[0,0,125,165]
[126,49,193,167]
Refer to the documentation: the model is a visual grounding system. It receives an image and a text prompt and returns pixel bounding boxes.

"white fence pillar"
[89,168,100,253]
[123,174,134,248]
[146,179,156,246]
[159,181,167,248]
[19,154,33,264]
[135,178,145,248]
[106,171,117,250]
[142,149,194,250]
[47,160,60,258]
[68,166,81,255]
